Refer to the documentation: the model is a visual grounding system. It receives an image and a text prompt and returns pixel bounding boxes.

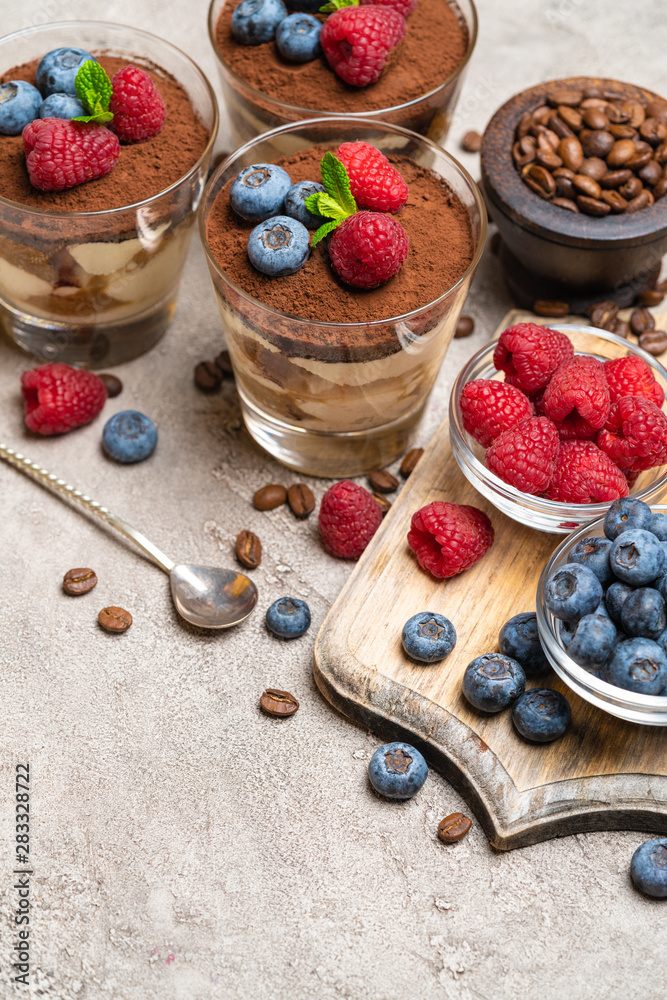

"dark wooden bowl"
[481,76,667,311]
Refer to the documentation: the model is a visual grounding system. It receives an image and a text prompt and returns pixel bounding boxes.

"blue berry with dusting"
[39,92,85,120]
[462,654,526,713]
[284,181,327,229]
[36,47,96,96]
[265,597,311,638]
[604,497,653,540]
[620,587,666,639]
[569,536,614,587]
[0,81,42,135]
[631,839,667,898]
[545,563,603,623]
[568,614,617,672]
[368,742,428,800]
[609,528,665,585]
[276,13,322,61]
[499,612,549,677]
[102,411,158,464]
[603,637,667,695]
[650,512,667,541]
[230,163,292,221]
[231,0,288,44]
[606,581,635,625]
[512,688,571,742]
[248,215,310,277]
[401,612,456,663]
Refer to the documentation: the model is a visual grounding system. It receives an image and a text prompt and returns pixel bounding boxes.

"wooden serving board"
[313,310,667,850]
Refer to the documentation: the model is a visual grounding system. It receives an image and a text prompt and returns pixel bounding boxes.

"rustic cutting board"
[313,309,667,850]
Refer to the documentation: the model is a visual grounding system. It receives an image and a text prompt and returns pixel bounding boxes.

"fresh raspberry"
[485,416,560,495]
[604,356,665,409]
[597,396,667,471]
[542,355,610,439]
[360,0,417,16]
[110,65,166,142]
[407,501,494,579]
[543,441,629,503]
[21,363,107,435]
[329,212,409,288]
[319,480,383,559]
[493,323,574,392]
[460,379,534,448]
[23,119,120,192]
[336,141,409,213]
[320,7,406,87]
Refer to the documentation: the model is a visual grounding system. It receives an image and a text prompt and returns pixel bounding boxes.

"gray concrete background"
[1,2,666,997]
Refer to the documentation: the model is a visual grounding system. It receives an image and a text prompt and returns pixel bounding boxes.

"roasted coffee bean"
[654,140,667,164]
[625,148,653,171]
[639,160,663,186]
[607,138,637,167]
[537,127,560,152]
[587,299,618,328]
[400,447,424,478]
[623,100,646,128]
[646,100,667,122]
[638,289,666,307]
[194,360,222,391]
[259,688,299,717]
[580,129,614,158]
[533,299,570,317]
[536,151,563,171]
[577,195,611,216]
[253,484,287,510]
[236,530,262,568]
[555,176,576,199]
[609,123,638,140]
[455,315,475,338]
[620,176,643,199]
[558,105,583,131]
[580,96,607,109]
[532,105,554,127]
[63,567,98,596]
[583,107,609,130]
[600,189,628,213]
[461,130,482,152]
[654,175,667,200]
[512,140,534,168]
[215,349,235,378]
[557,136,583,172]
[605,103,631,124]
[579,156,608,181]
[437,813,472,843]
[600,168,633,188]
[372,493,392,516]
[517,112,532,138]
[287,483,315,519]
[549,113,574,139]
[612,318,630,339]
[641,118,667,145]
[639,330,667,355]
[630,307,655,335]
[547,87,583,108]
[522,163,556,198]
[369,469,399,493]
[573,173,601,199]
[626,190,652,213]
[551,196,579,212]
[98,606,132,633]
[99,373,123,398]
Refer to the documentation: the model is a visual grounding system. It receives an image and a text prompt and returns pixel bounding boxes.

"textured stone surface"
[1,1,666,998]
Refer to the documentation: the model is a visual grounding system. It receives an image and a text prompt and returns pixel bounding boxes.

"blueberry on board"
[276,13,322,62]
[265,597,310,638]
[568,614,617,672]
[0,81,42,135]
[498,612,549,677]
[603,637,667,695]
[609,529,665,586]
[544,563,603,623]
[569,536,614,587]
[462,654,526,713]
[102,411,158,464]
[606,581,635,626]
[650,512,667,541]
[401,612,456,663]
[230,163,292,221]
[631,839,667,898]
[283,180,327,229]
[247,215,310,277]
[39,92,85,120]
[368,742,428,800]
[603,497,653,540]
[620,587,666,640]
[512,688,571,742]
[231,0,288,45]
[36,47,96,96]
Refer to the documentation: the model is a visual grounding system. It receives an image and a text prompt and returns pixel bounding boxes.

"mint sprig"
[319,0,358,11]
[72,60,114,125]
[306,152,357,247]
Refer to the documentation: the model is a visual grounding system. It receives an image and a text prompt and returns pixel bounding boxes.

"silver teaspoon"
[0,444,258,629]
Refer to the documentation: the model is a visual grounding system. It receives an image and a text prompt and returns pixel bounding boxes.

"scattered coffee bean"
[455,315,475,338]
[236,529,262,568]
[630,307,655,336]
[287,483,315,519]
[194,360,222,391]
[612,318,630,339]
[259,688,299,717]
[98,606,132,633]
[639,330,667,355]
[63,567,98,596]
[533,299,570,317]
[587,298,619,328]
[400,447,424,478]
[373,493,392,516]
[461,130,482,152]
[99,373,123,398]
[438,812,472,843]
[253,484,287,510]
[215,349,235,379]
[638,289,666,307]
[369,469,399,493]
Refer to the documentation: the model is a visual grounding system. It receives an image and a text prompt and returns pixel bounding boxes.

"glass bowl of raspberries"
[450,322,667,534]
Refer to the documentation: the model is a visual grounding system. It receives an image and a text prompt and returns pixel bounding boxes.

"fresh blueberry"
[593,598,612,619]
[102,411,158,464]
[36,47,96,96]
[620,587,666,639]
[604,497,653,540]
[276,13,321,62]
[498,612,549,677]
[265,597,311,638]
[512,688,571,742]
[544,563,603,623]
[603,637,667,695]
[368,742,428,800]
[462,654,526,713]
[230,163,292,221]
[650,512,667,541]
[0,81,42,135]
[401,612,456,663]
[560,620,575,649]
[247,215,310,277]
[39,92,85,120]
[568,614,617,672]
[609,529,665,585]
[283,181,327,229]
[569,536,614,587]
[630,839,667,898]
[231,0,288,44]
[606,581,635,626]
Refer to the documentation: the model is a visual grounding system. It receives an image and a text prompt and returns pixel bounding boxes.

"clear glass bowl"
[449,324,667,534]
[537,508,667,726]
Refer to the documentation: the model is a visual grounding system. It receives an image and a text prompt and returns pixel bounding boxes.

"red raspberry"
[597,396,667,471]
[407,501,494,579]
[320,7,406,87]
[110,65,166,143]
[543,440,629,503]
[493,323,574,393]
[23,119,120,192]
[603,356,665,409]
[336,141,409,213]
[329,212,409,288]
[460,379,533,448]
[319,480,383,559]
[360,0,417,15]
[485,416,560,495]
[21,363,107,435]
[542,355,610,439]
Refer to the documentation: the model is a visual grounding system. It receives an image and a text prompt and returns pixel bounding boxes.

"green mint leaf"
[72,110,115,125]
[305,192,349,222]
[75,60,113,120]
[311,219,340,248]
[320,0,357,10]
[320,152,356,217]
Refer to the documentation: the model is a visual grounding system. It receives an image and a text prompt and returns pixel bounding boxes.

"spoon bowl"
[170,564,258,628]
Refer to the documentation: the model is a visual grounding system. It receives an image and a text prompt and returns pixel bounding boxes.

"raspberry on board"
[460,378,534,448]
[336,141,409,213]
[543,440,629,503]
[492,323,574,393]
[328,211,409,288]
[320,7,406,87]
[319,479,383,559]
[21,363,107,435]
[407,501,494,579]
[597,396,667,471]
[485,416,560,495]
[542,355,610,439]
[110,65,166,142]
[603,356,665,409]
[23,118,120,191]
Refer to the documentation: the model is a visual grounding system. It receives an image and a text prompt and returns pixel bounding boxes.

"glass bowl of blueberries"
[536,497,667,726]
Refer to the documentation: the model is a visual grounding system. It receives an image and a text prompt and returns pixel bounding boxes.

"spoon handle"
[0,443,175,574]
